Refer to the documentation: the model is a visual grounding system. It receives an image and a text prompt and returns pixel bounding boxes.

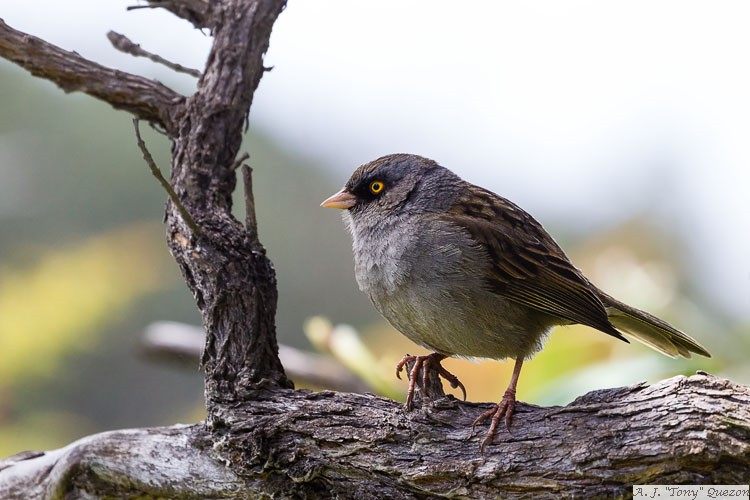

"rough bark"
[1,374,748,499]
[1,3,747,499]
[163,0,295,408]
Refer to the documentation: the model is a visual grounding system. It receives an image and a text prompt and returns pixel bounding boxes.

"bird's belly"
[372,280,553,360]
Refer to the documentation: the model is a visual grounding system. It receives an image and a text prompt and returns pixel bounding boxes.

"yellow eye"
[369,180,384,194]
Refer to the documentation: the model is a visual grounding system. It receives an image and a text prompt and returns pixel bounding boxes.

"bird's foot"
[395,353,466,410]
[472,388,517,452]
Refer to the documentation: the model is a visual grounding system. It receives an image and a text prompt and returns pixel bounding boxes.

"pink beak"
[320,188,357,209]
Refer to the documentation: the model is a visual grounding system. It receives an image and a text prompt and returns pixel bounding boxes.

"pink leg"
[473,357,524,452]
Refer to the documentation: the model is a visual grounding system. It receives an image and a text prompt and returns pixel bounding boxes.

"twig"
[230,152,249,171]
[132,119,202,237]
[107,31,202,78]
[242,164,259,245]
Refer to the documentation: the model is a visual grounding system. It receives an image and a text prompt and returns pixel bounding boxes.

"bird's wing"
[442,185,626,340]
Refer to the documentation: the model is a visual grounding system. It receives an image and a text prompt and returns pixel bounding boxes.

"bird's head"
[321,154,457,221]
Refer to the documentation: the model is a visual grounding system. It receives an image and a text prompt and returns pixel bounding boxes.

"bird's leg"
[473,357,524,452]
[397,354,425,410]
[396,353,466,410]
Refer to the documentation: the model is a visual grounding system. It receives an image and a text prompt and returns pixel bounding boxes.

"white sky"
[2,1,749,320]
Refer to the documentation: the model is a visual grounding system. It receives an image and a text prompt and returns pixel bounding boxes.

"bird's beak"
[320,188,357,209]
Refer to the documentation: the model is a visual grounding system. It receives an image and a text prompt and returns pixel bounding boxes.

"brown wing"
[443,185,626,341]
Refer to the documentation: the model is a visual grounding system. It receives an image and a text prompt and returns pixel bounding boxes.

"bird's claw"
[472,389,517,453]
[395,353,466,410]
[395,353,412,380]
[436,364,467,401]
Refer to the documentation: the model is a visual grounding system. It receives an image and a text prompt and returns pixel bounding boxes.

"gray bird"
[321,153,710,450]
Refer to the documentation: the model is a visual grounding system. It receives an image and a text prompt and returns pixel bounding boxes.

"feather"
[442,185,627,342]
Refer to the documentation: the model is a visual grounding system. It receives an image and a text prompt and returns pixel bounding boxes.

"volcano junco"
[321,153,710,450]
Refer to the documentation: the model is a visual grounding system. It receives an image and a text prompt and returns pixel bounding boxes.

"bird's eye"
[369,180,384,194]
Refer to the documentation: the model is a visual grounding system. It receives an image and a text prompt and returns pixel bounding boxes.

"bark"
[1,374,748,499]
[163,0,295,408]
[1,3,748,499]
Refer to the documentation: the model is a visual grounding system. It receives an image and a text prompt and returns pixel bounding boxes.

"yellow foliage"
[0,223,171,384]
[0,410,97,456]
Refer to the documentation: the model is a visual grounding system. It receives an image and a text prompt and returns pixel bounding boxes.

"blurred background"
[1,1,748,457]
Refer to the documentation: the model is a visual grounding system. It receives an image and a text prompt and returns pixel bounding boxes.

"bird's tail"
[598,291,710,359]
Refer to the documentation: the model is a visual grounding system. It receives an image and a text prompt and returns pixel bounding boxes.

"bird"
[320,153,710,450]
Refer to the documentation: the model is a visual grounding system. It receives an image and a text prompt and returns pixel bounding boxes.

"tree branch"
[0,425,245,499]
[163,0,292,404]
[107,31,202,78]
[139,321,373,394]
[133,119,202,237]
[242,164,260,245]
[2,374,748,498]
[171,0,284,211]
[0,18,184,135]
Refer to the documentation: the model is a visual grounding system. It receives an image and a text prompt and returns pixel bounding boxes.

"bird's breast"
[349,216,416,296]
[348,213,487,313]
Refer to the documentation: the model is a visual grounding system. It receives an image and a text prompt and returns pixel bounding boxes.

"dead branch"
[107,31,202,77]
[0,18,184,134]
[140,321,372,393]
[133,119,202,237]
[1,374,747,498]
